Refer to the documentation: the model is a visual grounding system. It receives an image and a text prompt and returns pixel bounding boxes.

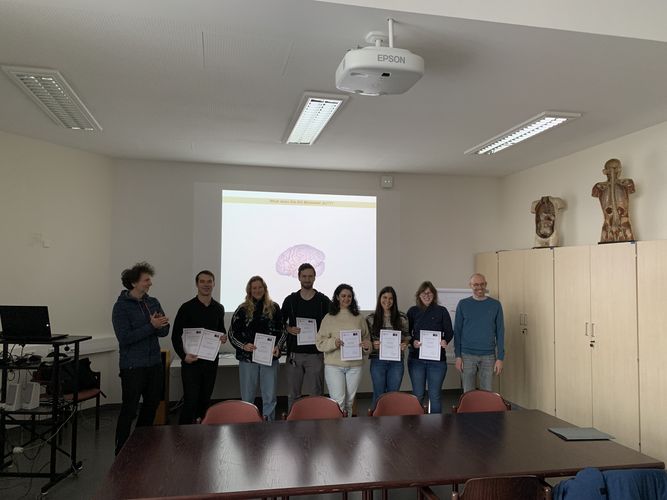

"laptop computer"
[0,305,68,342]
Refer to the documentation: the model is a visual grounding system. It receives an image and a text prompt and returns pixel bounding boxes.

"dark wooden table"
[95,410,664,499]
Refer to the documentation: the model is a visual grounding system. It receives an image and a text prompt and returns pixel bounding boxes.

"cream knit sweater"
[316,308,371,367]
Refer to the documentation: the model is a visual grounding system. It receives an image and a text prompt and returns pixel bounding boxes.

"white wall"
[497,120,667,250]
[111,159,502,320]
[0,131,122,401]
[0,131,114,334]
[1,131,503,403]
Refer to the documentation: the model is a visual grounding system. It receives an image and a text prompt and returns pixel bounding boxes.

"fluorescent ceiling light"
[2,65,102,131]
[465,111,581,155]
[285,92,348,145]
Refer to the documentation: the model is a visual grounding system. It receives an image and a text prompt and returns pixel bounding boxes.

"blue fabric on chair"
[553,468,606,499]
[553,467,667,500]
[602,469,667,499]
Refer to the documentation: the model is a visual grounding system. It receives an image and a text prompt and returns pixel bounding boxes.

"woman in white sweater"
[316,284,371,416]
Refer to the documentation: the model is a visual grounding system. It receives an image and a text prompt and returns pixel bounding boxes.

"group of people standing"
[111,261,504,455]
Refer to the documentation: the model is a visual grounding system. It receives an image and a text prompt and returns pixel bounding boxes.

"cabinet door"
[523,249,555,414]
[590,243,639,450]
[475,252,498,299]
[498,250,526,405]
[554,246,593,426]
[636,241,667,463]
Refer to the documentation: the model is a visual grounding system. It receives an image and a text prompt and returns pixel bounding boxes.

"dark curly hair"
[329,283,360,316]
[121,262,155,290]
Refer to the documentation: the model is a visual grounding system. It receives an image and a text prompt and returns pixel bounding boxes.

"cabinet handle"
[591,323,595,338]
[585,322,589,336]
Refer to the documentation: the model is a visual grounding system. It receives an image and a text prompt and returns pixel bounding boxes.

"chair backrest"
[453,390,511,413]
[454,476,552,500]
[286,396,345,421]
[372,391,425,416]
[201,400,264,424]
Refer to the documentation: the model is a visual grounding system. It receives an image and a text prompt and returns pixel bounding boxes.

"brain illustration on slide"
[276,244,325,277]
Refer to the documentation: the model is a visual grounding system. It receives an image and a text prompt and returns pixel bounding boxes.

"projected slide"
[221,190,376,309]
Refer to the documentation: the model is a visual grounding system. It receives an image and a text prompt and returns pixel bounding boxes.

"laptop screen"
[0,305,52,339]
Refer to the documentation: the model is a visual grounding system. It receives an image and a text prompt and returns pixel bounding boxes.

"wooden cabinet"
[481,241,666,456]
[554,246,592,427]
[636,241,667,464]
[498,249,555,414]
[554,243,639,450]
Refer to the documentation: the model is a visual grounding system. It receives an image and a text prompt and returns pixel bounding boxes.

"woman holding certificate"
[407,281,453,414]
[229,276,286,420]
[316,284,371,416]
[366,286,410,409]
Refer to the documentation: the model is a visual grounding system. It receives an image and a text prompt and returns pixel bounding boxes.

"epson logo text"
[377,54,406,64]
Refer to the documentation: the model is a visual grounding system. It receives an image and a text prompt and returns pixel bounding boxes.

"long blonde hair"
[242,276,274,319]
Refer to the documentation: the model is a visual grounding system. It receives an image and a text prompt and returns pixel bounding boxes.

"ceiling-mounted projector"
[335,19,424,96]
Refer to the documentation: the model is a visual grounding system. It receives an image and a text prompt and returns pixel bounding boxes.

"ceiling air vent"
[2,65,102,131]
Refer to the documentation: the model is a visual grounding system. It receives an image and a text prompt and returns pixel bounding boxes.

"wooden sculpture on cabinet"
[591,159,635,243]
[531,196,566,247]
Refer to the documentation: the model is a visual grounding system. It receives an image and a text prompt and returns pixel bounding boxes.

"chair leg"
[382,487,388,500]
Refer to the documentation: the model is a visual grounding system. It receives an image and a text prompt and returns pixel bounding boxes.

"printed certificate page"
[252,333,276,366]
[418,330,442,361]
[196,329,224,361]
[340,329,362,361]
[379,329,401,362]
[296,317,317,346]
[183,328,203,355]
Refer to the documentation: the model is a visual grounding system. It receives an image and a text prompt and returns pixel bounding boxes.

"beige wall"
[0,130,502,402]
[7,117,665,403]
[497,120,667,250]
[0,130,114,335]
[111,159,502,320]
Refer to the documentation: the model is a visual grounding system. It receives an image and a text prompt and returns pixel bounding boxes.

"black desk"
[0,335,92,494]
[95,410,664,499]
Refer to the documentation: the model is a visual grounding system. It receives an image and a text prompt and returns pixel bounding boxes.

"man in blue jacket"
[454,273,505,393]
[112,261,169,455]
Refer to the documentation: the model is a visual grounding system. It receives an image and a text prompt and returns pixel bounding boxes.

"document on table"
[182,328,224,361]
[296,317,317,346]
[379,329,401,362]
[418,330,442,361]
[340,329,362,361]
[548,427,614,441]
[252,333,276,366]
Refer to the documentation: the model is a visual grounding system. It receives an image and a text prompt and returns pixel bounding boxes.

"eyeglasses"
[471,283,487,288]
[420,290,434,296]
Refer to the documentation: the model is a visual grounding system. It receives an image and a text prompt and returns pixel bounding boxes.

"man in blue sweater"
[112,262,170,455]
[454,273,505,393]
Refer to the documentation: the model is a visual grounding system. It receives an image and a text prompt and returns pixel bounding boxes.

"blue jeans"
[408,358,447,413]
[370,358,405,408]
[238,359,279,420]
[461,354,495,393]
